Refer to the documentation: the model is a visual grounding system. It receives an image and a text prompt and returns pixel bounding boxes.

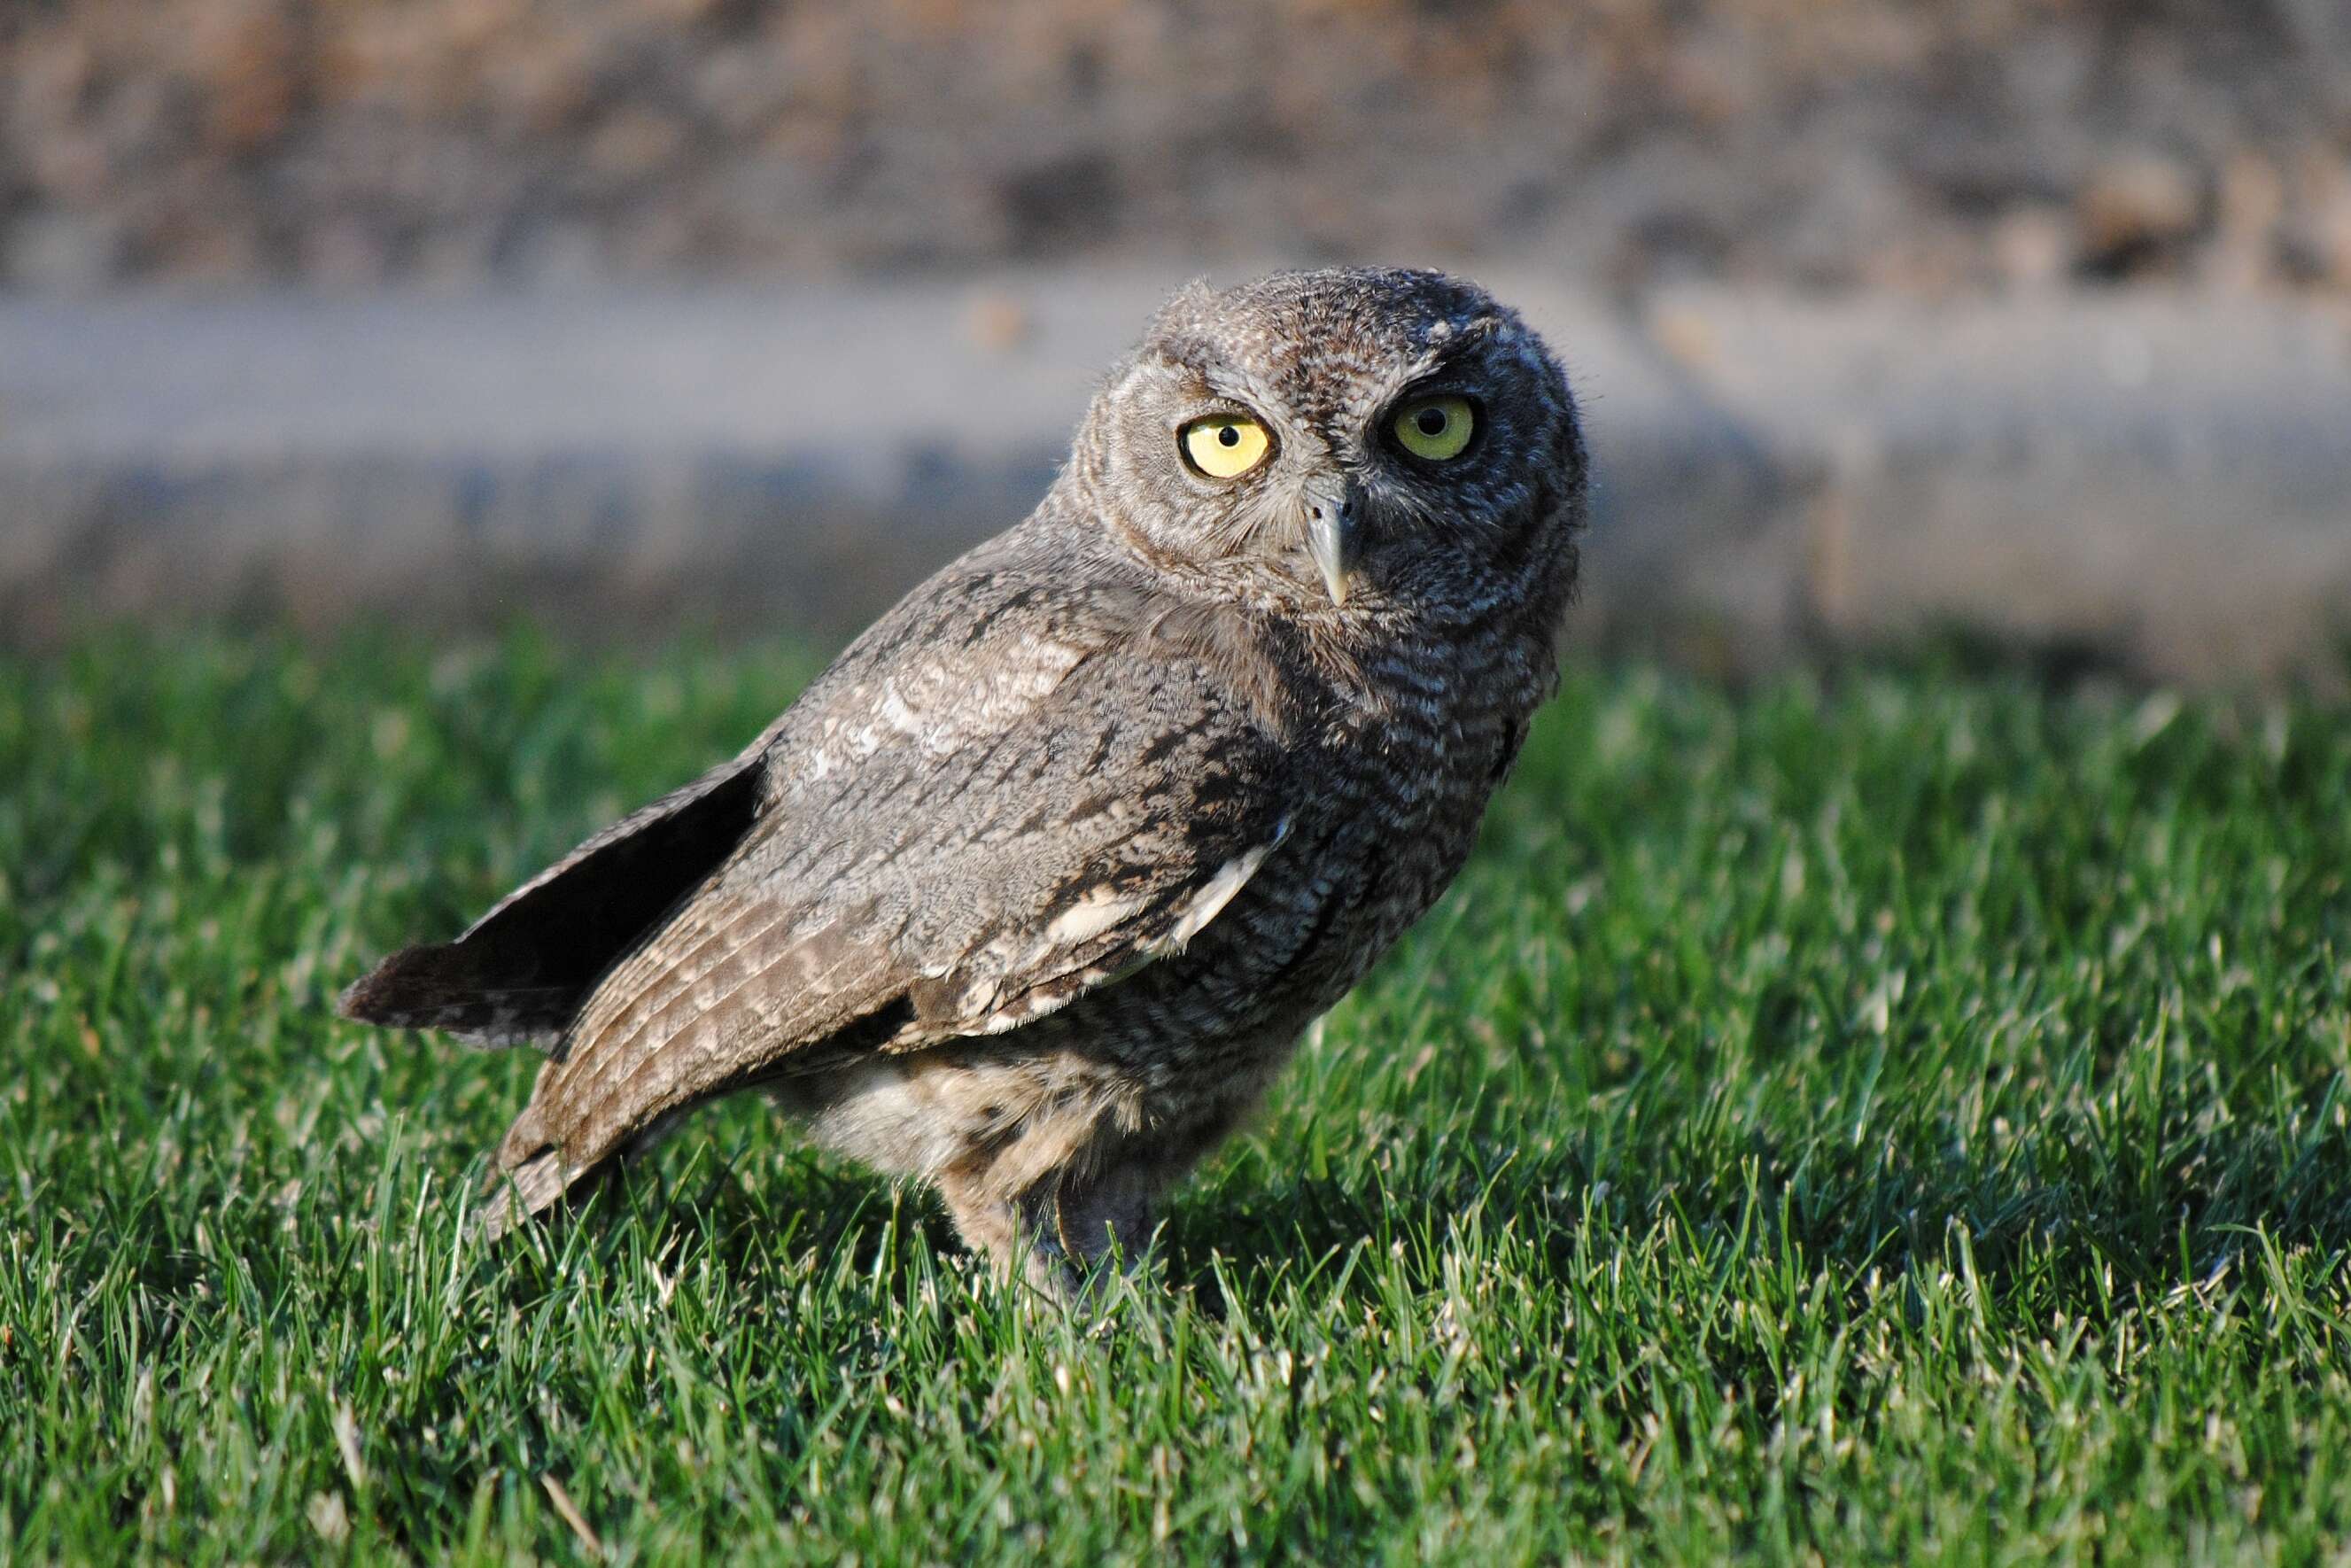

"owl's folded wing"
[480,633,1300,1207]
[335,552,1152,1049]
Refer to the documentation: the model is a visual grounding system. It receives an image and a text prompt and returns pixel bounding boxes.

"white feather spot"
[878,682,923,735]
[1043,884,1152,949]
[1161,817,1292,951]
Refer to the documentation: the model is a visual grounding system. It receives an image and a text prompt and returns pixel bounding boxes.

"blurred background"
[5,0,2349,683]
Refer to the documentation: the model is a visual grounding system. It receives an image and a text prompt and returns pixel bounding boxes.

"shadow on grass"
[1153,1106,2351,1322]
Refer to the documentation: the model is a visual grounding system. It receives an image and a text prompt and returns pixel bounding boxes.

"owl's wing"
[486,610,1299,1224]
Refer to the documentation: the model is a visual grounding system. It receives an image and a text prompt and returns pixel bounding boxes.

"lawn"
[4,630,2348,1564]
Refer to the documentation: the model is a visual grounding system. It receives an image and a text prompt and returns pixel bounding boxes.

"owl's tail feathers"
[343,749,766,1049]
[338,942,572,1050]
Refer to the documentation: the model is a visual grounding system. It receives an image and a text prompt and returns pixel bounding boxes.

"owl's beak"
[1302,479,1364,607]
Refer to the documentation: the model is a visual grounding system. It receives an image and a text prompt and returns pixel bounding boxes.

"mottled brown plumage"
[341,268,1586,1292]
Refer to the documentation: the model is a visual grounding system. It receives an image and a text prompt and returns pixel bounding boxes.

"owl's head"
[1074,268,1584,623]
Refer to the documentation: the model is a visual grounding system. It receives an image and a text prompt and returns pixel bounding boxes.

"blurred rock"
[2280,147,2351,289]
[190,0,300,156]
[962,291,1037,353]
[2076,154,2204,278]
[2204,153,2285,295]
[1991,206,2070,291]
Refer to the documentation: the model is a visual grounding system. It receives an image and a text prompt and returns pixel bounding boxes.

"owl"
[340,268,1586,1294]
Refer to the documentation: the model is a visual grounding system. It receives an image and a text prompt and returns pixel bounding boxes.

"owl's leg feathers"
[938,1121,1219,1300]
[935,1167,1067,1298]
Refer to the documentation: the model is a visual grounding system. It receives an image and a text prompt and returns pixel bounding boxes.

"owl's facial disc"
[1100,268,1581,617]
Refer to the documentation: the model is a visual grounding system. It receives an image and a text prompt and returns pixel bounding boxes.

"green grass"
[4,629,2349,1564]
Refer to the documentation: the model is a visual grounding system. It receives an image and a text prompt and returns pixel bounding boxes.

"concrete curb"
[4,274,2347,685]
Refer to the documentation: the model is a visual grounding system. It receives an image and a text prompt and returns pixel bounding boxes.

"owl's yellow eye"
[1391,394,1477,462]
[1181,414,1272,478]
